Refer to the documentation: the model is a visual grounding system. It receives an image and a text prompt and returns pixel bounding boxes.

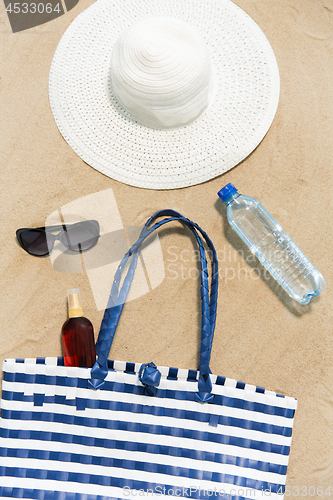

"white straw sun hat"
[49,0,280,190]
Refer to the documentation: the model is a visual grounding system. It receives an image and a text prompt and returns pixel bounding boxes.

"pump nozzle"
[67,289,84,318]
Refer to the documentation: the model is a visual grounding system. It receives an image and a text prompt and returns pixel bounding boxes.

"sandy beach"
[0,0,332,495]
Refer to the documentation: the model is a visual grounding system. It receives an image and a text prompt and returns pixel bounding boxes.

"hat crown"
[110,17,216,129]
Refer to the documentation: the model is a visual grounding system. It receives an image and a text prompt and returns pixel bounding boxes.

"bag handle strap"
[96,210,218,357]
[88,210,218,403]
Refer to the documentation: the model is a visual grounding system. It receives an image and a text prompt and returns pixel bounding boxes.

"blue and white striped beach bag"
[0,211,297,500]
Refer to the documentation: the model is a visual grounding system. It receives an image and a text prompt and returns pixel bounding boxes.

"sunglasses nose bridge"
[53,231,63,243]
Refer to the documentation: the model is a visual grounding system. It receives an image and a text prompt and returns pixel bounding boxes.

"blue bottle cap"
[217,183,238,202]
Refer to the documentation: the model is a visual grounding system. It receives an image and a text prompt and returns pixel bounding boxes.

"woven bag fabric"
[0,211,297,500]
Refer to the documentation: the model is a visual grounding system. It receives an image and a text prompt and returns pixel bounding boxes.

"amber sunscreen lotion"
[61,289,96,367]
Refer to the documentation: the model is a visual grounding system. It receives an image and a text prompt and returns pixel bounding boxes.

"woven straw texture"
[0,357,297,499]
[49,0,280,190]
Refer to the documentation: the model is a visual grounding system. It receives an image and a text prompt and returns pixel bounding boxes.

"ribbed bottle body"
[225,193,325,304]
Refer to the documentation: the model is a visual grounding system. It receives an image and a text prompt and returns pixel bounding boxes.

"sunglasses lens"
[19,230,50,256]
[61,221,99,252]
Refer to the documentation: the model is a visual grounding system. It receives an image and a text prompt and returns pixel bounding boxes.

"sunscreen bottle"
[61,289,96,367]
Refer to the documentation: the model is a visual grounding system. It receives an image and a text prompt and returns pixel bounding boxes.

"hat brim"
[49,0,280,190]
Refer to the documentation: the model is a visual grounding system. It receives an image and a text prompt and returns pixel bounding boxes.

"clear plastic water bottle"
[218,183,326,305]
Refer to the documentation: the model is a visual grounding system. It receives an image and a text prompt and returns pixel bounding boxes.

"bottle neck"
[68,306,83,318]
[224,192,240,205]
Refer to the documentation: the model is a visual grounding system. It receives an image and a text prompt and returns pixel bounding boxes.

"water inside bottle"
[227,195,325,304]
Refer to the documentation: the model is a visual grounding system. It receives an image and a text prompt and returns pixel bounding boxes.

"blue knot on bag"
[196,372,214,403]
[139,362,161,396]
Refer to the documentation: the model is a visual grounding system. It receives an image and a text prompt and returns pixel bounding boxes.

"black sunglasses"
[16,220,100,257]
